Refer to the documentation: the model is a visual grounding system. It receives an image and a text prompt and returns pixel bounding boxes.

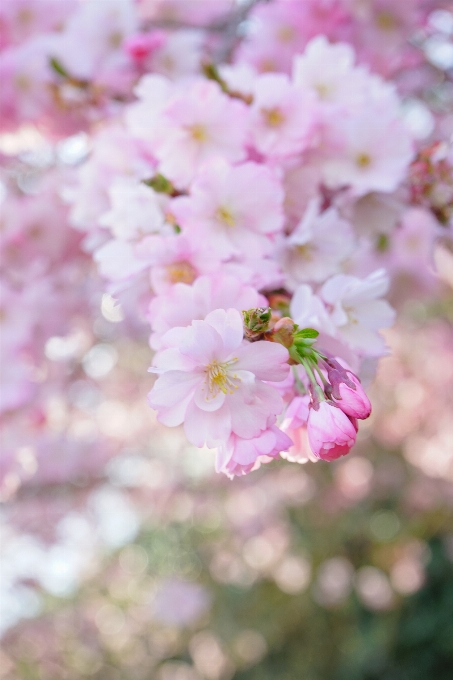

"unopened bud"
[267,317,296,348]
[242,307,272,340]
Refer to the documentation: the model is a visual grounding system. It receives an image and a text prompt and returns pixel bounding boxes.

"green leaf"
[294,328,319,340]
[49,56,69,78]
[142,174,175,194]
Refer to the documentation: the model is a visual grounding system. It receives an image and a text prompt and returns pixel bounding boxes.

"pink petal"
[179,321,223,364]
[184,400,232,448]
[235,341,289,381]
[204,308,244,355]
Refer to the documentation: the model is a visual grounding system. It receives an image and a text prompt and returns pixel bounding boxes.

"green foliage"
[49,56,69,78]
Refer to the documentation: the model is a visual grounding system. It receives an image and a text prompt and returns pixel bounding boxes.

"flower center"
[315,82,331,100]
[356,153,372,168]
[215,206,236,228]
[262,107,286,128]
[277,25,295,43]
[296,243,315,261]
[109,31,123,48]
[166,261,197,285]
[376,11,397,31]
[189,124,208,142]
[18,8,34,25]
[204,359,239,397]
[345,305,358,325]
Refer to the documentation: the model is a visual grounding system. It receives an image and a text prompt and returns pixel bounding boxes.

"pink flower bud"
[307,402,357,461]
[334,372,372,419]
[124,31,166,62]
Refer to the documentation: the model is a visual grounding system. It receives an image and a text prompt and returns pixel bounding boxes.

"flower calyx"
[142,174,182,197]
[242,307,272,340]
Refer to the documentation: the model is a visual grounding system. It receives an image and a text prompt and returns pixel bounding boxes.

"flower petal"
[235,341,289,381]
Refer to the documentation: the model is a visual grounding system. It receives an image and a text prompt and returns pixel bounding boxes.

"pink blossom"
[307,402,357,461]
[0,0,77,49]
[148,273,265,349]
[147,31,203,80]
[99,177,167,241]
[280,200,355,287]
[249,73,315,158]
[172,159,284,259]
[94,239,151,284]
[235,0,309,74]
[282,163,322,230]
[289,285,336,337]
[151,79,248,187]
[67,126,151,232]
[293,36,368,110]
[136,233,213,294]
[148,309,289,448]
[137,0,234,25]
[123,31,166,63]
[0,36,54,130]
[320,270,396,356]
[49,0,137,83]
[216,425,293,478]
[321,108,414,195]
[283,395,310,431]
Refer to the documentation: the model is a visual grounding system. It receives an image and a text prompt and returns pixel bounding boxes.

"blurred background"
[1,1,453,679]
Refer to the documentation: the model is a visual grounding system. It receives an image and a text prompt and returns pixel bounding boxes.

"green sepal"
[49,56,69,78]
[294,328,319,340]
[376,233,390,252]
[202,62,228,93]
[142,174,175,195]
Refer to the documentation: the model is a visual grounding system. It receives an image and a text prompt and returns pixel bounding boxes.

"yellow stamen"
[376,11,397,31]
[277,25,295,43]
[356,153,372,168]
[216,206,236,228]
[345,305,358,325]
[204,359,239,398]
[315,83,330,100]
[166,261,197,285]
[262,107,286,128]
[296,244,314,261]
[18,9,34,25]
[189,124,207,142]
[109,32,123,48]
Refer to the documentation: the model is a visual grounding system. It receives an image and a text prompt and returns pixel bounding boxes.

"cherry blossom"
[147,274,265,349]
[216,425,293,478]
[172,158,285,258]
[249,72,315,157]
[320,270,396,355]
[148,308,289,448]
[280,200,355,286]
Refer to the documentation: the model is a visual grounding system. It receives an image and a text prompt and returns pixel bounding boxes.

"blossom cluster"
[66,32,428,476]
[2,0,452,483]
[0,169,87,416]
